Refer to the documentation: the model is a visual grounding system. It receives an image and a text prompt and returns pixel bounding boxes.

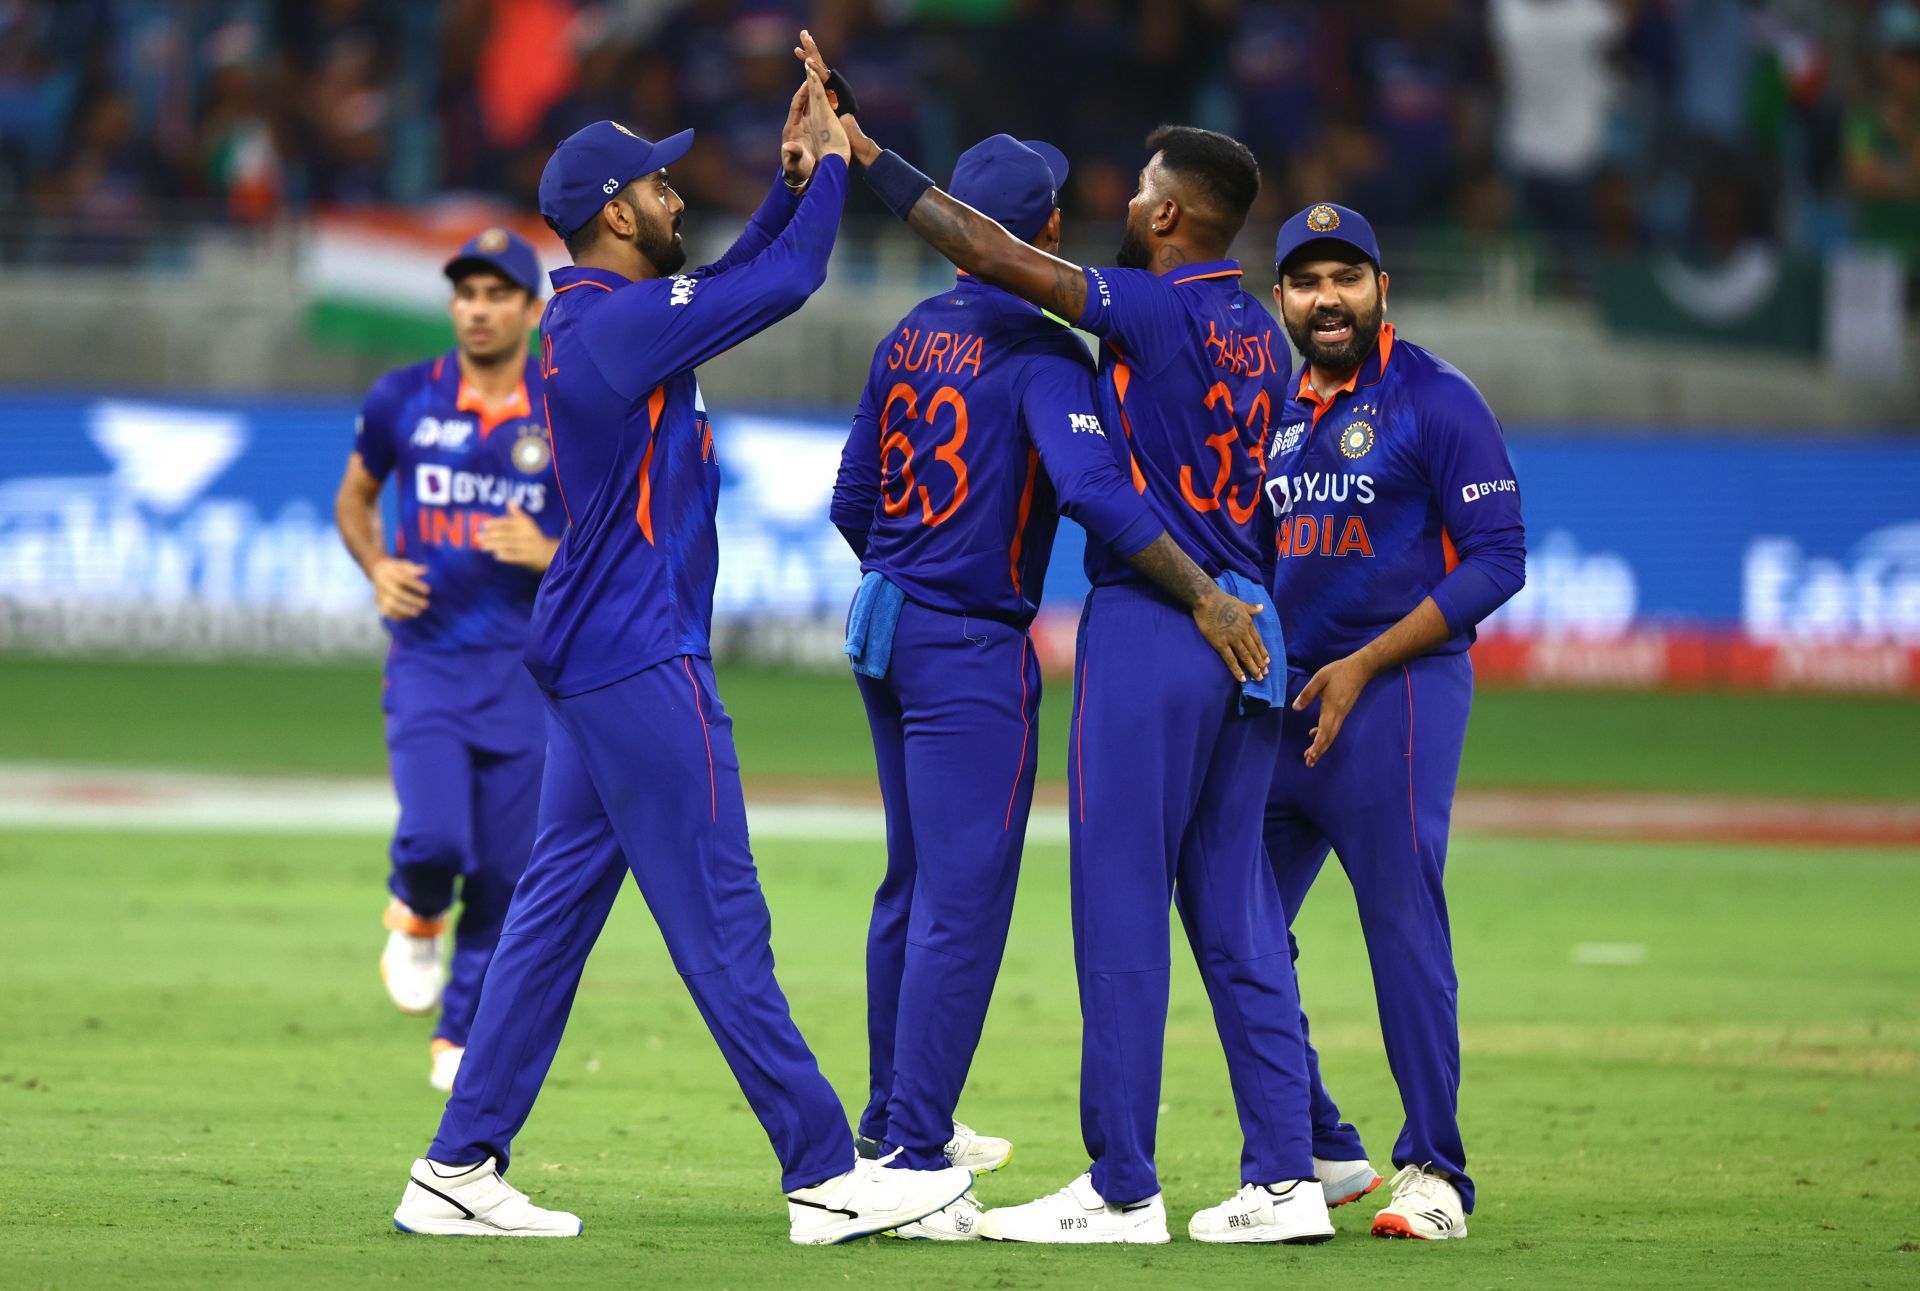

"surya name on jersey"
[886,325,986,377]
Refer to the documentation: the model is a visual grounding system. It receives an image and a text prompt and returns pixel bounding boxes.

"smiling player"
[1261,202,1527,1241]
[333,228,560,1093]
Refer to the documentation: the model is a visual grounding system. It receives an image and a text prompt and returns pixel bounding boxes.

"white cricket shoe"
[786,1157,972,1245]
[1315,1155,1382,1208]
[428,1039,463,1092]
[978,1172,1169,1244]
[1188,1179,1336,1244]
[1370,1165,1468,1240]
[393,1157,582,1236]
[888,1189,985,1240]
[945,1121,1012,1173]
[380,899,446,1016]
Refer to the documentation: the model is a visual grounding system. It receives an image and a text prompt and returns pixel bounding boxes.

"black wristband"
[823,68,860,117]
[865,149,934,222]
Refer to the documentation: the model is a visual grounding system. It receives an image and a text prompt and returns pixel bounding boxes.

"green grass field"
[2,655,1918,799]
[3,657,1918,1287]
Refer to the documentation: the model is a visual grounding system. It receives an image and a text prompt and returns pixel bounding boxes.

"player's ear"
[1376,268,1390,310]
[1152,196,1179,238]
[1035,208,1062,255]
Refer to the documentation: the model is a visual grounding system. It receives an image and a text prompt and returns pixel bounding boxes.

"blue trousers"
[855,601,1039,1169]
[384,645,544,1046]
[429,655,855,1192]
[1067,584,1308,1204]
[1264,651,1475,1211]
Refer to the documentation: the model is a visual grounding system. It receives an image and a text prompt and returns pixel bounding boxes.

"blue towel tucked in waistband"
[844,570,907,680]
[1214,569,1286,716]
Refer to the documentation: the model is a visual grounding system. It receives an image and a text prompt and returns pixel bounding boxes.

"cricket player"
[390,76,971,1244]
[1262,203,1527,1241]
[832,134,1268,1241]
[796,30,1328,1247]
[333,228,560,1093]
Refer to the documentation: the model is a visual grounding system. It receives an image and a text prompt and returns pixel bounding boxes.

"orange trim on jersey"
[456,375,532,438]
[553,279,614,294]
[1440,527,1459,575]
[683,657,718,821]
[1007,447,1040,597]
[1171,268,1245,284]
[634,385,667,542]
[1295,321,1396,428]
[431,355,445,382]
[1110,362,1149,493]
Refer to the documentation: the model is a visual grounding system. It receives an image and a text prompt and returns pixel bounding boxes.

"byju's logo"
[1462,478,1516,503]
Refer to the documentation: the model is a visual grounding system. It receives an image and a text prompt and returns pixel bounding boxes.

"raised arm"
[793,30,1086,321]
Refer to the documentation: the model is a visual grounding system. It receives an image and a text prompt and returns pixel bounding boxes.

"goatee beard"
[1286,301,1384,374]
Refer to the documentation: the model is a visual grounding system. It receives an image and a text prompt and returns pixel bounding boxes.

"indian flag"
[300,206,564,356]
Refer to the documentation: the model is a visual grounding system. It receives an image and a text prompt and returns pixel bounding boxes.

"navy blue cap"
[949,135,1070,243]
[1274,202,1383,273]
[443,227,543,296]
[538,120,695,240]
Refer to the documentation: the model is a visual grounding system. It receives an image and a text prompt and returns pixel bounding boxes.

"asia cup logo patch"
[512,426,551,474]
[1307,204,1341,233]
[476,227,509,253]
[1339,420,1375,460]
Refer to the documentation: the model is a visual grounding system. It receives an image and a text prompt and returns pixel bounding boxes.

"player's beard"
[638,215,687,277]
[1114,214,1153,270]
[1286,292,1385,374]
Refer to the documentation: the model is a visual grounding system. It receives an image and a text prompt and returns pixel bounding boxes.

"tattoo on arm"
[1124,531,1222,613]
[905,187,1086,319]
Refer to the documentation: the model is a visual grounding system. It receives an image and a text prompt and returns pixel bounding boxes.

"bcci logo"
[512,427,551,475]
[476,227,509,253]
[611,122,639,138]
[1307,204,1341,232]
[1339,420,1374,460]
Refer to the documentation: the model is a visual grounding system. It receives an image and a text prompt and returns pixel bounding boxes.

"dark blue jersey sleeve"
[353,368,409,480]
[691,169,802,280]
[1421,375,1526,635]
[1022,353,1161,559]
[578,155,849,402]
[832,367,884,560]
[1075,265,1186,373]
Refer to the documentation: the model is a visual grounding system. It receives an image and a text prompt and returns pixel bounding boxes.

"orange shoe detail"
[384,898,448,938]
[1330,1174,1383,1209]
[1371,1211,1429,1240]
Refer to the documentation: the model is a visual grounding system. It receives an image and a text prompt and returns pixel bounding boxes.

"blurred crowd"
[3,0,1920,277]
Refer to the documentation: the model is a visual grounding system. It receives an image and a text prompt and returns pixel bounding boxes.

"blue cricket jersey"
[1075,261,1290,590]
[831,275,1161,624]
[354,351,562,651]
[525,159,849,696]
[1263,323,1527,670]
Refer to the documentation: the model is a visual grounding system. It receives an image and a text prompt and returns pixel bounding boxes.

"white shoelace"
[1387,1165,1451,1208]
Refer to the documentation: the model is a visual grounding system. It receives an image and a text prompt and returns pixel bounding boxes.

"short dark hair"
[1144,125,1260,243]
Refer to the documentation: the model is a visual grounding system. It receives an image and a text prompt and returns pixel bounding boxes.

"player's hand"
[1293,654,1373,768]
[1192,589,1269,685]
[794,29,878,164]
[779,79,816,187]
[800,66,850,165]
[371,558,430,620]
[477,501,559,572]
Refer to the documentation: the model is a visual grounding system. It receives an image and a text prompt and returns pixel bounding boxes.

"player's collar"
[1168,259,1243,285]
[549,265,629,294]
